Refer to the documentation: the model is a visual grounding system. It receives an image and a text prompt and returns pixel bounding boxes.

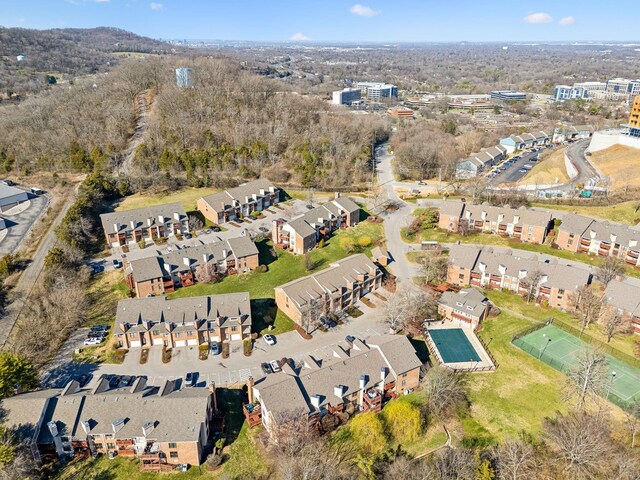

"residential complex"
[272,196,360,255]
[553,78,640,101]
[437,288,489,330]
[555,214,640,266]
[499,131,550,153]
[1,378,216,468]
[552,125,594,143]
[275,254,382,330]
[438,201,553,244]
[603,280,640,334]
[355,82,398,99]
[100,203,189,248]
[455,145,507,178]
[197,179,279,225]
[245,335,422,434]
[332,88,362,105]
[447,245,591,310]
[123,236,259,297]
[115,293,252,348]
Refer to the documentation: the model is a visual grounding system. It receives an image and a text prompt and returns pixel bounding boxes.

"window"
[187,330,193,336]
[459,274,464,280]
[105,434,113,440]
[170,451,178,458]
[558,289,565,294]
[402,379,407,386]
[107,443,115,449]
[168,443,177,449]
[231,326,238,332]
[152,330,160,336]
[129,333,137,338]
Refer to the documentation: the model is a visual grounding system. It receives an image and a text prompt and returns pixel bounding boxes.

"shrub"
[161,346,171,363]
[206,454,223,469]
[339,237,355,253]
[250,210,261,218]
[318,238,325,248]
[349,412,387,454]
[0,254,17,277]
[155,236,168,245]
[138,239,146,249]
[222,342,230,359]
[357,236,372,248]
[256,264,268,273]
[243,339,252,356]
[382,401,423,443]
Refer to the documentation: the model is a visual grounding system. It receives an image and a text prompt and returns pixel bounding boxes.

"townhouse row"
[438,200,553,244]
[245,334,422,435]
[1,377,216,468]
[123,236,259,297]
[272,195,361,255]
[603,280,640,334]
[447,244,591,310]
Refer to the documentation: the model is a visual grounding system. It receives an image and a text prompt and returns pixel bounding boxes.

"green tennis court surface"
[429,328,481,363]
[514,324,640,405]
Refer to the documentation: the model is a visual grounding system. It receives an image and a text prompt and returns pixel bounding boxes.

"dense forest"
[0,26,175,97]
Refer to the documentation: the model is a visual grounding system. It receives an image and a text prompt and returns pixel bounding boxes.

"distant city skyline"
[2,0,639,43]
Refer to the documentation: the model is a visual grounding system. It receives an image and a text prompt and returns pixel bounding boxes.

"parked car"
[112,259,122,269]
[30,187,43,195]
[203,229,212,235]
[210,343,221,355]
[345,335,356,344]
[184,233,192,239]
[529,158,538,162]
[84,337,102,346]
[211,226,221,232]
[519,168,528,173]
[503,162,512,167]
[0,179,14,186]
[88,330,106,338]
[185,372,197,387]
[263,334,276,346]
[259,226,269,233]
[270,360,281,373]
[327,320,337,328]
[261,362,272,375]
[417,180,426,185]
[91,325,109,332]
[108,451,118,460]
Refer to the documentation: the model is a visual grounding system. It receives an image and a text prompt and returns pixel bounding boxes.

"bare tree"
[419,249,449,284]
[565,349,611,410]
[423,366,468,421]
[625,400,640,448]
[188,214,204,231]
[569,286,602,338]
[384,288,438,335]
[596,256,625,287]
[194,260,218,283]
[495,437,538,480]
[598,303,629,343]
[299,296,325,334]
[519,270,544,304]
[422,447,476,480]
[544,411,613,479]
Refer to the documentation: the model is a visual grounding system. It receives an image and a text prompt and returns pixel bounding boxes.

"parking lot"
[487,146,552,185]
[0,191,49,254]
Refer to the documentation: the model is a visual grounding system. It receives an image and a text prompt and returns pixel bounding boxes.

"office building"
[356,82,398,99]
[490,90,526,102]
[332,88,362,105]
[606,78,640,96]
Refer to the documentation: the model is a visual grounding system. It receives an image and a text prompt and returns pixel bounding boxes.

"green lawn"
[169,221,385,335]
[115,187,221,213]
[531,200,640,226]
[465,312,568,441]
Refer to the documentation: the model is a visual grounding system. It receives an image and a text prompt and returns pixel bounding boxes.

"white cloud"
[290,32,311,41]
[524,12,554,24]
[559,16,576,26]
[149,2,163,11]
[349,4,380,17]
[95,0,111,3]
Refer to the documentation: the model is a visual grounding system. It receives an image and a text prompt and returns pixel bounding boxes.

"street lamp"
[539,337,552,359]
[607,371,617,399]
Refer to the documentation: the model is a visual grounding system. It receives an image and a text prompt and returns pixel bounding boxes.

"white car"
[84,337,102,346]
[270,360,281,372]
[263,334,276,346]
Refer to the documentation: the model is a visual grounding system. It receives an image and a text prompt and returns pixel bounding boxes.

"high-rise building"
[630,96,640,138]
[355,82,398,99]
[332,88,362,105]
[175,67,194,88]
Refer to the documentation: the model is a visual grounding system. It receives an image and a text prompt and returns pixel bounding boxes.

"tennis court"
[514,324,640,405]
[428,328,481,363]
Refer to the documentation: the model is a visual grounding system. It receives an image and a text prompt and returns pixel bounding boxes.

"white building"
[332,88,362,105]
[356,82,398,99]
[606,78,640,96]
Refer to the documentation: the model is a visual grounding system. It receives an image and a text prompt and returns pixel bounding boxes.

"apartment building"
[332,88,362,105]
[438,288,489,330]
[0,377,215,468]
[115,293,252,348]
[552,125,594,143]
[245,335,422,434]
[630,95,640,138]
[554,85,589,101]
[355,82,398,99]
[100,203,189,248]
[272,196,360,255]
[447,245,591,310]
[499,131,550,153]
[438,201,553,244]
[555,214,640,266]
[455,145,508,178]
[197,179,279,225]
[606,78,640,96]
[275,254,382,331]
[124,237,259,297]
[603,280,640,334]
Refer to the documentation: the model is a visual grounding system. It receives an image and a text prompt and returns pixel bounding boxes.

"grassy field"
[531,200,640,226]
[169,221,385,335]
[591,145,640,189]
[516,148,568,186]
[115,187,220,213]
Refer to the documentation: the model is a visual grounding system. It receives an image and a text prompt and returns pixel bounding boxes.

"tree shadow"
[42,360,101,389]
[216,388,244,447]
[251,298,277,333]
[255,238,277,266]
[409,337,431,363]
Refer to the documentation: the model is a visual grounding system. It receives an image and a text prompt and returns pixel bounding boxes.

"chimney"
[163,262,171,273]
[183,257,191,267]
[379,367,387,391]
[142,421,155,437]
[174,212,180,221]
[158,215,165,224]
[247,377,255,404]
[252,193,258,201]
[48,421,65,458]
[220,202,225,211]
[318,217,324,224]
[310,394,321,410]
[222,249,227,258]
[203,253,210,263]
[130,220,136,229]
[333,385,346,400]
[497,213,504,223]
[514,215,520,224]
[481,211,487,221]
[245,196,249,204]
[335,191,340,199]
[358,375,367,408]
[147,217,153,226]
[81,420,91,435]
[465,210,471,219]
[113,222,120,233]
[259,188,265,195]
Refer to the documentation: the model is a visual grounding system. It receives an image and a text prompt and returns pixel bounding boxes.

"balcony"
[628,250,639,259]
[362,389,382,412]
[243,403,262,428]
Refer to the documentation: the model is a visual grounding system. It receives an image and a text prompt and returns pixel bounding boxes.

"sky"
[1,0,638,43]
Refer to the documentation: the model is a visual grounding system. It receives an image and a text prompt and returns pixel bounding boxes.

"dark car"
[261,362,272,375]
[327,320,337,328]
[345,335,356,344]
[210,343,221,355]
[185,372,197,387]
